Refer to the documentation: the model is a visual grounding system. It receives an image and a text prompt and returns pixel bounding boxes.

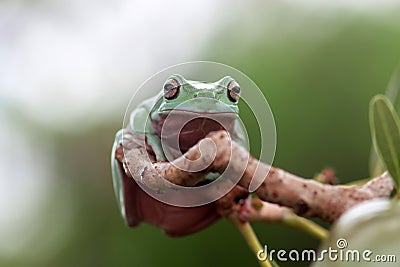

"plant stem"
[282,212,328,240]
[229,215,277,267]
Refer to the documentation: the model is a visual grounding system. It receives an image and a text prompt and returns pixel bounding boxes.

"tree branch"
[120,130,394,223]
[238,198,328,240]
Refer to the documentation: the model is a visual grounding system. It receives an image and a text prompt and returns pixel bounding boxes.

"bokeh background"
[1,1,400,266]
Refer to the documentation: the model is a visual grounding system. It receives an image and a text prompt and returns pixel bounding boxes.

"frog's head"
[157,74,240,114]
[152,74,242,153]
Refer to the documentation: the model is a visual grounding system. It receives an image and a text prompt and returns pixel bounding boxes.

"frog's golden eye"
[227,80,240,103]
[163,78,180,100]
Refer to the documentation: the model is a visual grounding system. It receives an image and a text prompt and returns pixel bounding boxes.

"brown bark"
[120,130,394,223]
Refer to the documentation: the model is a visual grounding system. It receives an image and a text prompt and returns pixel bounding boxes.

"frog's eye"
[227,80,240,103]
[163,78,180,100]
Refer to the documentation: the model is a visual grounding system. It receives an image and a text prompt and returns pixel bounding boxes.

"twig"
[238,198,328,240]
[228,213,275,267]
[144,131,394,222]
[214,185,278,266]
[282,212,328,240]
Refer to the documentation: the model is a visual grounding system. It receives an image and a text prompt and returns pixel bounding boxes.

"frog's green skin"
[111,74,244,225]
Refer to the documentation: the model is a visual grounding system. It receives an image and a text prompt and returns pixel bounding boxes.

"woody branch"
[118,130,394,223]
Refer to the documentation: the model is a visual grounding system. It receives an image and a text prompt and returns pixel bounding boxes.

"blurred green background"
[1,1,400,266]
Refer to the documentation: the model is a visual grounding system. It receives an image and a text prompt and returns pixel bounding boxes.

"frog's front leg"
[112,129,220,235]
[115,130,174,193]
[145,133,167,162]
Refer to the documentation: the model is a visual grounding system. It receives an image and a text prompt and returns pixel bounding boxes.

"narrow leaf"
[370,66,400,177]
[385,66,400,113]
[370,95,400,187]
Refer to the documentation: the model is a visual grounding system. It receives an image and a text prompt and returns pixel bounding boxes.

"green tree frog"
[111,74,246,236]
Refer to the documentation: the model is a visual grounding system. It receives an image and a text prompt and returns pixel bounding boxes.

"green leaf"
[370,94,400,188]
[385,66,400,114]
[369,66,400,177]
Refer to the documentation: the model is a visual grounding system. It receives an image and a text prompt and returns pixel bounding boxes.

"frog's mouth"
[152,110,237,154]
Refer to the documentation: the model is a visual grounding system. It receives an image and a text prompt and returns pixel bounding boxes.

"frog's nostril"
[196,91,215,98]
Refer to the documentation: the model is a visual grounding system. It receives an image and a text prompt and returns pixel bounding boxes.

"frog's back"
[111,94,161,224]
[128,94,161,134]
